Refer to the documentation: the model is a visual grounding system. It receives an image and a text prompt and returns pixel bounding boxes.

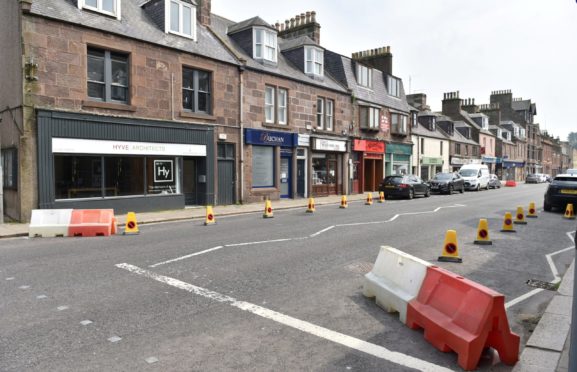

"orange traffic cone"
[527,202,538,218]
[438,230,462,263]
[123,212,139,235]
[564,203,576,220]
[339,195,348,209]
[204,205,216,225]
[263,199,274,218]
[501,212,516,233]
[378,191,385,203]
[365,193,373,206]
[474,219,492,245]
[514,206,527,225]
[306,197,316,213]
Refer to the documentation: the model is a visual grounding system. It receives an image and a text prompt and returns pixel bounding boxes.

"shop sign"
[153,160,173,183]
[385,143,412,155]
[298,134,310,147]
[312,138,347,152]
[245,128,296,147]
[380,111,389,132]
[503,160,525,168]
[52,138,206,156]
[482,155,498,164]
[451,156,482,165]
[421,157,443,165]
[353,139,385,154]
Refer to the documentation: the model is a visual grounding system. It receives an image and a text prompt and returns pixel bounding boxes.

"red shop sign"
[353,139,385,154]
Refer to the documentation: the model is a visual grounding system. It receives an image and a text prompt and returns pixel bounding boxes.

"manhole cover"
[526,279,558,291]
[345,262,373,275]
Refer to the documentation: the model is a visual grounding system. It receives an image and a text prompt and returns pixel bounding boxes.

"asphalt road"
[1,184,575,371]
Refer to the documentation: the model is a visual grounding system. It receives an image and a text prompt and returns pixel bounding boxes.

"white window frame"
[356,64,372,88]
[265,86,275,124]
[165,0,196,40]
[277,88,287,125]
[305,46,324,77]
[253,28,277,63]
[78,0,121,20]
[316,98,324,129]
[388,76,400,97]
[325,99,334,131]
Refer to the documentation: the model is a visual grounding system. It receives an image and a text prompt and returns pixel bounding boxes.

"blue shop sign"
[503,160,525,168]
[245,129,297,147]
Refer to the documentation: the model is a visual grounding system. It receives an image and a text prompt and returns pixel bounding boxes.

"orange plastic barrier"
[406,266,519,371]
[68,209,115,237]
[505,180,517,187]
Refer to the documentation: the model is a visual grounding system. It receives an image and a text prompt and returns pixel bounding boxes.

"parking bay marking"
[117,263,454,372]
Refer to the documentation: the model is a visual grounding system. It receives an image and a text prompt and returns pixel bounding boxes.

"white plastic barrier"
[363,246,431,324]
[29,209,73,238]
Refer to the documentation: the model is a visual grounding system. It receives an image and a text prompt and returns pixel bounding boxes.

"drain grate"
[526,279,558,291]
[345,262,373,275]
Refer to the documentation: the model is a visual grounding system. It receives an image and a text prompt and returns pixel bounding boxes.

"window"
[412,112,418,127]
[420,138,425,154]
[87,48,129,103]
[455,143,461,155]
[316,97,335,131]
[79,0,121,19]
[182,67,211,114]
[316,98,324,129]
[440,141,443,156]
[391,113,408,135]
[359,106,379,130]
[252,146,274,187]
[387,76,400,97]
[254,28,277,62]
[2,148,17,189]
[168,0,195,39]
[264,86,288,125]
[356,64,372,88]
[325,99,334,131]
[305,47,323,77]
[465,146,469,155]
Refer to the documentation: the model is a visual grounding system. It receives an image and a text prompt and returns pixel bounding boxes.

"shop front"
[385,143,412,176]
[352,139,385,192]
[420,157,443,181]
[481,155,501,174]
[450,156,482,172]
[503,160,525,181]
[37,110,213,213]
[311,137,347,197]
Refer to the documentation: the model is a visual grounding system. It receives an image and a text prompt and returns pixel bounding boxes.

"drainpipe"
[171,73,175,120]
[239,65,245,203]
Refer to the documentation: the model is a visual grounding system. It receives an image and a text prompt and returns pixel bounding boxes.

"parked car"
[429,172,465,194]
[544,174,577,212]
[458,164,490,191]
[525,174,540,184]
[488,174,502,189]
[379,175,430,199]
[545,174,553,182]
[536,173,548,183]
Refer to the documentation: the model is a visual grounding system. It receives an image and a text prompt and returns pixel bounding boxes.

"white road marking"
[506,288,544,309]
[80,320,93,326]
[108,336,122,343]
[149,246,224,268]
[5,277,14,281]
[57,306,69,311]
[310,226,335,238]
[568,231,575,243]
[225,238,292,247]
[116,263,454,372]
[36,295,47,299]
[145,357,159,364]
[19,285,30,290]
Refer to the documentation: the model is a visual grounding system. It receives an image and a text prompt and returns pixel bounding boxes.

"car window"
[553,176,577,183]
[384,176,404,184]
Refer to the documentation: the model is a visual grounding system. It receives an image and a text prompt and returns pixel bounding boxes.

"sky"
[212,0,577,141]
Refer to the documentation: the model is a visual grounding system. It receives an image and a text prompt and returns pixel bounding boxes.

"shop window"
[87,48,129,103]
[183,67,211,114]
[312,154,337,185]
[1,148,17,189]
[359,106,379,130]
[146,157,179,195]
[55,155,104,199]
[252,146,274,187]
[169,0,195,39]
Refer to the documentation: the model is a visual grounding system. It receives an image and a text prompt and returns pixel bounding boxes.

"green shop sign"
[385,143,412,155]
[421,157,443,165]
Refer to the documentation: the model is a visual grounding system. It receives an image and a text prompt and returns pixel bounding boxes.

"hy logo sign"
[154,160,174,183]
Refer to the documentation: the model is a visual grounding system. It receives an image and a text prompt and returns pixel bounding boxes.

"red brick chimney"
[276,11,320,44]
[197,0,211,26]
[351,47,393,75]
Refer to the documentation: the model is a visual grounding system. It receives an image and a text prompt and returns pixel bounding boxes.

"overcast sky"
[212,0,576,141]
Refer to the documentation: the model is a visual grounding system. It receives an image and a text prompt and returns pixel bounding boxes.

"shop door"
[280,156,292,198]
[364,159,374,192]
[183,158,197,205]
[297,159,306,197]
[217,144,235,205]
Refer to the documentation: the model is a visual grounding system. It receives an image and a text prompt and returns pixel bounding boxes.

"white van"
[458,164,490,191]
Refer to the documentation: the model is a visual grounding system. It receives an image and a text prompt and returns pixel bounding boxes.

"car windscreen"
[433,174,452,180]
[459,169,477,177]
[552,177,577,184]
[526,174,536,177]
[384,176,404,184]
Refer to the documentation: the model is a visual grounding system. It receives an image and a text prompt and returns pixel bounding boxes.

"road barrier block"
[505,180,517,187]
[68,209,115,237]
[29,209,73,238]
[406,266,520,371]
[363,246,432,324]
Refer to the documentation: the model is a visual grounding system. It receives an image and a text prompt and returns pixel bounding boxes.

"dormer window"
[254,28,277,62]
[481,117,489,130]
[356,64,372,88]
[305,47,323,77]
[387,76,400,97]
[78,0,121,20]
[497,128,502,138]
[167,0,196,39]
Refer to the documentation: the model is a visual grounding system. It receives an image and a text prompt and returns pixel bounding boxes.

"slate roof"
[280,36,320,52]
[210,14,347,93]
[436,115,478,146]
[512,99,531,111]
[227,16,275,34]
[411,123,449,140]
[30,0,238,65]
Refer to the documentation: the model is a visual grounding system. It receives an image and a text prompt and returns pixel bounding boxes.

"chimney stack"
[406,93,428,111]
[277,10,321,43]
[490,89,513,111]
[351,46,393,75]
[461,97,479,113]
[197,0,211,26]
[442,91,462,116]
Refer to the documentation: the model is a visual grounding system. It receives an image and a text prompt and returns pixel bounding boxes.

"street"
[1,184,575,371]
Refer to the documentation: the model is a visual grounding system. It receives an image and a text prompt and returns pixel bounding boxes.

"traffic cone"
[365,193,373,205]
[527,202,538,218]
[501,212,516,233]
[204,205,216,225]
[438,230,462,263]
[378,191,385,203]
[339,195,348,209]
[474,219,492,245]
[514,206,527,225]
[564,203,576,220]
[123,212,139,235]
[306,197,316,213]
[263,199,274,218]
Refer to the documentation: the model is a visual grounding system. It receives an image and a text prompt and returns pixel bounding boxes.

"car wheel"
[544,200,552,212]
[408,189,414,200]
[476,184,480,191]
[448,185,453,194]
[425,188,430,197]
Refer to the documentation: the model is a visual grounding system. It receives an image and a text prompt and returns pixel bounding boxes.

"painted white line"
[310,226,335,238]
[568,231,575,243]
[387,214,400,222]
[506,288,544,309]
[108,336,122,343]
[337,221,386,227]
[36,295,47,299]
[116,263,454,372]
[150,246,224,268]
[80,320,93,326]
[225,238,292,247]
[145,357,159,364]
[57,306,69,311]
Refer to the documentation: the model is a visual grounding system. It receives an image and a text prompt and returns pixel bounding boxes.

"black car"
[379,175,430,199]
[544,174,577,211]
[488,174,502,189]
[429,172,465,194]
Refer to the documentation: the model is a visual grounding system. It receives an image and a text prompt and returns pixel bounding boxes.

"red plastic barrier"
[68,209,115,237]
[505,180,517,187]
[406,266,519,371]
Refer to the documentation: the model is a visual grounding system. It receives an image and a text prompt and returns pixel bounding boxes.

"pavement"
[1,189,575,371]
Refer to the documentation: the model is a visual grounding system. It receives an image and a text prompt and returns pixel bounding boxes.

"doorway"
[217,143,236,205]
[280,155,292,198]
[183,157,198,205]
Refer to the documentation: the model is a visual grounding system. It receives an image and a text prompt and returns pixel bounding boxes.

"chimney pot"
[306,11,311,23]
[295,15,300,26]
[290,18,295,28]
[311,11,316,22]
